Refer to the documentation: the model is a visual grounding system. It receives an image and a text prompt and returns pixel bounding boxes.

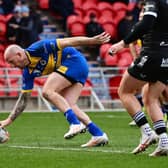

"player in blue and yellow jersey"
[0,32,111,147]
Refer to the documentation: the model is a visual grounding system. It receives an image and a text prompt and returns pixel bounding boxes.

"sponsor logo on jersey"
[160,41,168,46]
[161,58,168,67]
[137,56,148,67]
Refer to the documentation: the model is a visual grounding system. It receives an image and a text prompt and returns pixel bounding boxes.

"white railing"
[0,67,126,112]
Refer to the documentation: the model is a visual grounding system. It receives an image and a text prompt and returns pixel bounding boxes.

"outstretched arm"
[58,32,111,49]
[0,92,31,128]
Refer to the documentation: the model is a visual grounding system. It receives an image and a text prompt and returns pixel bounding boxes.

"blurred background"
[0,0,144,112]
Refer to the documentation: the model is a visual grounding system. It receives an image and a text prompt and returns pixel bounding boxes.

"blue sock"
[64,109,80,125]
[87,122,103,136]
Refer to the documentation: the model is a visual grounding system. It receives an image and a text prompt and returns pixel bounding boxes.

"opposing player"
[109,0,168,156]
[0,32,110,147]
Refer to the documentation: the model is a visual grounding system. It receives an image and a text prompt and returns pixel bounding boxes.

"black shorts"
[128,48,168,84]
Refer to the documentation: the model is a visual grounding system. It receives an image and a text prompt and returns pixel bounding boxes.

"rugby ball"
[0,128,9,143]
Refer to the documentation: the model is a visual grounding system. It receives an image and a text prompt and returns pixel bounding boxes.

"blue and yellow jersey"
[22,39,89,93]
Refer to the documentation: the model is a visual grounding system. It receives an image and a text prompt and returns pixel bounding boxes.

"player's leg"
[42,72,81,134]
[118,71,158,154]
[144,82,168,156]
[61,83,108,147]
[161,87,168,124]
[129,88,144,126]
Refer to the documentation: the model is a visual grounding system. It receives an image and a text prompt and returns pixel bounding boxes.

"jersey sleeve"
[21,68,35,93]
[123,0,158,44]
[143,0,158,18]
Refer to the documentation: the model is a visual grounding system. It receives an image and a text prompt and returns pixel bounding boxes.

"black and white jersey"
[124,0,168,49]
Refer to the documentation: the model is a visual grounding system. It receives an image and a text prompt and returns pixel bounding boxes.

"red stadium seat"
[99,43,112,59]
[104,53,118,66]
[113,10,126,25]
[0,15,6,23]
[109,75,122,99]
[66,15,82,30]
[5,14,13,22]
[8,78,20,97]
[102,23,117,40]
[119,51,133,65]
[117,51,133,74]
[0,78,6,97]
[0,48,6,67]
[74,7,84,18]
[34,78,46,86]
[101,9,115,18]
[70,22,86,36]
[97,2,113,11]
[0,44,5,52]
[112,2,127,12]
[72,0,83,8]
[82,1,98,13]
[81,78,92,96]
[99,16,115,25]
[39,0,49,9]
[85,8,100,19]
[85,0,99,4]
[7,69,22,97]
[127,2,136,11]
[0,22,6,36]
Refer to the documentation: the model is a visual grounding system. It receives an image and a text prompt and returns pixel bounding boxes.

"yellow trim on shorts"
[21,90,32,93]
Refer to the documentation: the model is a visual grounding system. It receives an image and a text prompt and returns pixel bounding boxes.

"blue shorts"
[56,52,89,85]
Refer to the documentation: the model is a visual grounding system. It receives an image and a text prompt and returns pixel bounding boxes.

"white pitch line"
[9,145,128,154]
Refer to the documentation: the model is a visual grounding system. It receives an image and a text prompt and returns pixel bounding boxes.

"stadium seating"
[72,0,83,8]
[117,50,133,74]
[99,43,112,59]
[104,53,118,66]
[82,1,100,19]
[102,22,117,40]
[112,2,127,11]
[127,2,136,11]
[81,78,92,97]
[0,15,6,23]
[66,15,82,30]
[38,0,49,9]
[0,22,6,36]
[0,79,6,96]
[69,21,86,36]
[97,2,113,11]
[74,7,84,18]
[109,75,122,99]
[7,69,22,97]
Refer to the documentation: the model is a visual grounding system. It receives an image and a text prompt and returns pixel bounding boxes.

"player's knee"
[42,88,51,100]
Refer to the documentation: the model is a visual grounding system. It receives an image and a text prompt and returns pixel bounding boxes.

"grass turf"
[0,112,167,168]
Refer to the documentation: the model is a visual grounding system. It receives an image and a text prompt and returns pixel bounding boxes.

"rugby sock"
[133,111,148,127]
[153,120,167,135]
[64,109,80,125]
[87,122,103,136]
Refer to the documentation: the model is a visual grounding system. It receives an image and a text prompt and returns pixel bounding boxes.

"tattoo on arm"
[9,92,31,121]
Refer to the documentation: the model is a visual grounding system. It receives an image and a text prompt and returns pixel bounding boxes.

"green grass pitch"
[0,112,167,168]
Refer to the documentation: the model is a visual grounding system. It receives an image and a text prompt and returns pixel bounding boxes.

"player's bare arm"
[0,92,31,128]
[58,32,111,48]
[9,92,31,121]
